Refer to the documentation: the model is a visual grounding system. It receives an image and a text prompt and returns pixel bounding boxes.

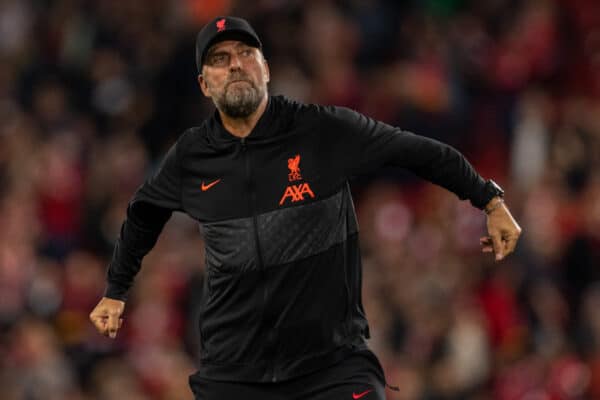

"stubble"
[214,72,265,118]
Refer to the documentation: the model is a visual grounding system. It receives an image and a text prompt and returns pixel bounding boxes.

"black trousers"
[189,350,387,400]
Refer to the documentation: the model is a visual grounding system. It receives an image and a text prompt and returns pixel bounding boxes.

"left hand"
[480,197,522,261]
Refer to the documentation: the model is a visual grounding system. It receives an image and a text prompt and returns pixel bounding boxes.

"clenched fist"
[480,197,522,261]
[89,297,125,339]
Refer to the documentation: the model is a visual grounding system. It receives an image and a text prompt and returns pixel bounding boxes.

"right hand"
[480,197,522,261]
[89,297,126,339]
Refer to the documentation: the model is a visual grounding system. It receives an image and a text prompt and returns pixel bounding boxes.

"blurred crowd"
[0,0,599,399]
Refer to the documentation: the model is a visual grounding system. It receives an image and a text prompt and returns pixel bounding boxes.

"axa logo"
[279,154,315,205]
[216,18,226,32]
[279,183,315,205]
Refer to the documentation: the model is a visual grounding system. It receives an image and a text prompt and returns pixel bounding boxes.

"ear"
[197,74,211,97]
[262,58,270,84]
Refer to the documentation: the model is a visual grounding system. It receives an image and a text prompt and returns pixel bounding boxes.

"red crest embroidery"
[216,18,226,32]
[287,154,302,182]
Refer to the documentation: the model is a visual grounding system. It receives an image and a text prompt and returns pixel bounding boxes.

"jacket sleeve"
[104,141,182,301]
[321,105,492,209]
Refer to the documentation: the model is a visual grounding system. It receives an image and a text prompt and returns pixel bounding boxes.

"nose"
[229,53,242,69]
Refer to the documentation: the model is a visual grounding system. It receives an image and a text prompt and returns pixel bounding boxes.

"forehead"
[207,40,254,55]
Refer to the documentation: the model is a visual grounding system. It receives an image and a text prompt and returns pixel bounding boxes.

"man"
[90,16,521,399]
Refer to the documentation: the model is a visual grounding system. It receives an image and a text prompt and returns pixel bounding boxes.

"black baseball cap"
[195,16,262,73]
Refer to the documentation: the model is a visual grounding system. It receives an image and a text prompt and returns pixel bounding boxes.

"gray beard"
[216,81,265,118]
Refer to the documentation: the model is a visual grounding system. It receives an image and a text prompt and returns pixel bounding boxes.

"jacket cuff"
[104,283,129,301]
[469,179,504,210]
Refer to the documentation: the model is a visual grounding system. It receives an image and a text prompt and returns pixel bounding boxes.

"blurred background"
[0,0,599,399]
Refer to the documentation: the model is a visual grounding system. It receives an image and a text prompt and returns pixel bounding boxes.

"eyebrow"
[207,42,252,58]
[207,49,228,59]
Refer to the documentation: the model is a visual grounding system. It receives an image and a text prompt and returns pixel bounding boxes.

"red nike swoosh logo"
[201,179,221,191]
[352,389,373,399]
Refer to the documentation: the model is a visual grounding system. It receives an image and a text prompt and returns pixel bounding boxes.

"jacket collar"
[209,95,276,143]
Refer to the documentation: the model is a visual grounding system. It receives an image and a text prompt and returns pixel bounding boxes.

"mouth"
[225,80,253,93]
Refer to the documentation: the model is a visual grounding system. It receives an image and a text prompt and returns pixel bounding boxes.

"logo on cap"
[216,18,226,32]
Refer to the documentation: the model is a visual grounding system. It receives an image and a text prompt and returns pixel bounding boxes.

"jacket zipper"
[241,138,265,268]
[241,138,276,382]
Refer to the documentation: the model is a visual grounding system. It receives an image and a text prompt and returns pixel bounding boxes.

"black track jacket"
[105,95,494,382]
